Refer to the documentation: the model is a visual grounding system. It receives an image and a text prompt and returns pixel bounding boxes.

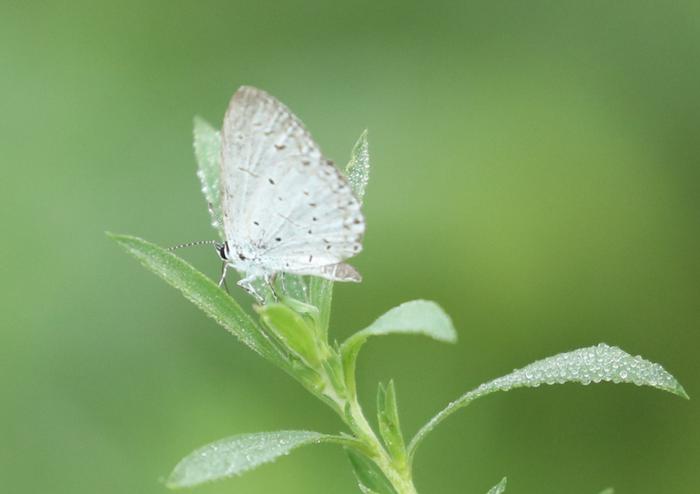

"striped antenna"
[167,240,219,251]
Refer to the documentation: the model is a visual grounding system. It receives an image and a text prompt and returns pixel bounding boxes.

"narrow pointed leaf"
[341,300,456,394]
[346,448,398,494]
[193,117,224,239]
[486,477,507,494]
[308,277,333,341]
[109,234,282,365]
[377,381,407,464]
[409,344,688,461]
[167,431,342,488]
[345,129,370,201]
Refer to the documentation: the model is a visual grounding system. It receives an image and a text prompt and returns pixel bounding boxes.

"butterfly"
[193,86,366,295]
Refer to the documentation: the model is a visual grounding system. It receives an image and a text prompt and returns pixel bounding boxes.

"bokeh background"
[1,1,698,493]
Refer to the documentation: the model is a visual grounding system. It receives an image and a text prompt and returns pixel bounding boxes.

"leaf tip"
[105,231,128,244]
[106,232,142,251]
[675,383,690,400]
[193,114,211,128]
[164,468,193,491]
[486,476,507,494]
[163,474,183,490]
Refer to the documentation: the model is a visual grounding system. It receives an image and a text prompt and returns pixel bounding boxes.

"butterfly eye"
[217,242,230,260]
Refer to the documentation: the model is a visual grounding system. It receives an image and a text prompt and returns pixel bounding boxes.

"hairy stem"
[317,353,417,492]
[339,390,418,494]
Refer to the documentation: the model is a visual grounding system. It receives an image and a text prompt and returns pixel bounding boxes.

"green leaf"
[277,273,310,304]
[598,489,614,494]
[409,344,688,462]
[345,129,370,201]
[348,300,456,342]
[279,294,321,326]
[341,300,457,395]
[257,303,322,367]
[486,477,507,494]
[308,277,334,341]
[377,381,407,465]
[167,431,343,488]
[357,485,381,494]
[322,352,348,397]
[193,117,224,239]
[346,448,397,494]
[108,233,283,366]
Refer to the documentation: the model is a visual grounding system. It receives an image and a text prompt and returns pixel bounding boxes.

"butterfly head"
[215,241,231,261]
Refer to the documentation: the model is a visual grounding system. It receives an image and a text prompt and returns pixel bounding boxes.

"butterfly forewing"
[220,86,364,276]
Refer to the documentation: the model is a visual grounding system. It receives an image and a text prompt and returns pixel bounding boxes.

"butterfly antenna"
[167,240,219,251]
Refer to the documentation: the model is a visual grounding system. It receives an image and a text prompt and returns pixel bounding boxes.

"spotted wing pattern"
[220,86,364,279]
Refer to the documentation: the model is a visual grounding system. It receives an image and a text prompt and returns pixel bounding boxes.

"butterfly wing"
[220,86,364,278]
[294,262,362,282]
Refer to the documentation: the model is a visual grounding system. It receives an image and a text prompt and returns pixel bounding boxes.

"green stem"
[343,395,418,494]
[292,294,418,493]
[306,358,416,493]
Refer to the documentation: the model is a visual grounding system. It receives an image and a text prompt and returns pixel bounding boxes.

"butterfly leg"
[265,273,282,301]
[218,262,230,293]
[237,275,267,304]
[261,273,284,301]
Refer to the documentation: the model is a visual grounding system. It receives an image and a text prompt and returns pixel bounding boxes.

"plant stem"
[344,396,419,494]
[311,323,419,493]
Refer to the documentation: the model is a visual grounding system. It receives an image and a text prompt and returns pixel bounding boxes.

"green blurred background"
[2,1,698,493]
